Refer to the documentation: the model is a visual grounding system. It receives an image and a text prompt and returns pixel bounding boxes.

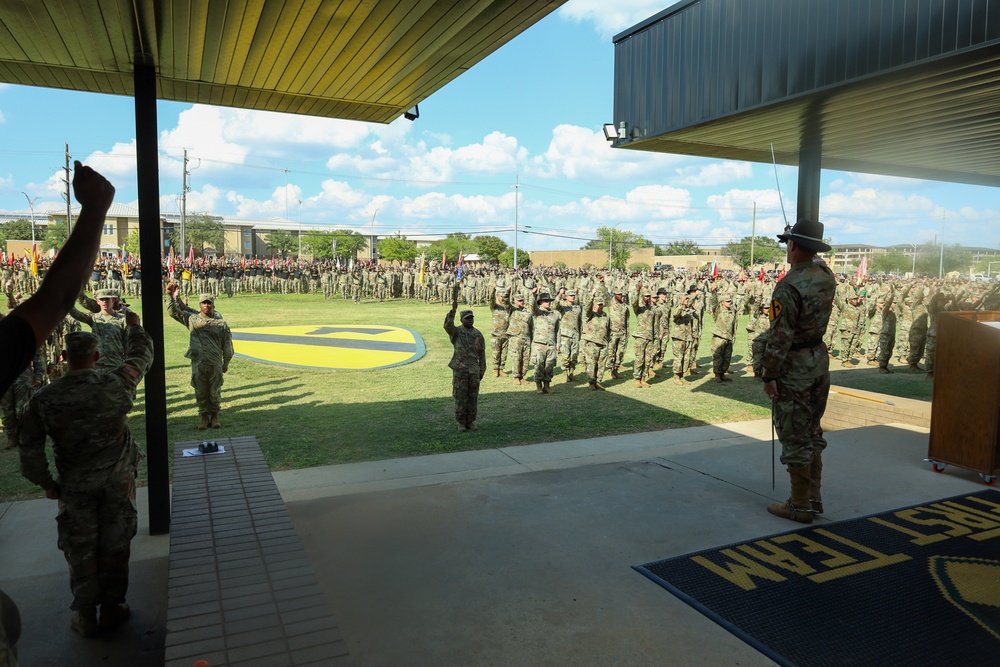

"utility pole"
[64,144,73,231]
[750,201,757,268]
[181,149,188,253]
[939,212,946,278]
[513,175,519,268]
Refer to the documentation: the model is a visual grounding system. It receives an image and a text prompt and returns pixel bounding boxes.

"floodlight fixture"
[404,105,420,121]
[603,124,617,141]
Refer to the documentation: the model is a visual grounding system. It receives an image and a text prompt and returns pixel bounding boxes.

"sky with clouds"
[0,0,997,253]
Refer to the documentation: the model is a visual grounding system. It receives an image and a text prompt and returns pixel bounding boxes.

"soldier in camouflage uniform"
[166,287,234,430]
[530,290,559,393]
[504,292,533,385]
[761,219,835,525]
[876,293,897,374]
[906,289,929,371]
[0,344,44,450]
[605,288,629,379]
[837,292,865,366]
[554,289,582,382]
[445,285,486,432]
[19,318,153,638]
[652,288,672,370]
[708,288,737,382]
[70,288,130,373]
[488,285,511,377]
[670,288,697,384]
[631,282,656,388]
[744,299,770,379]
[581,290,611,390]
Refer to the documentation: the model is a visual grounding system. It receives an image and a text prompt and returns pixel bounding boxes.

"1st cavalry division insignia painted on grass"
[231,325,426,371]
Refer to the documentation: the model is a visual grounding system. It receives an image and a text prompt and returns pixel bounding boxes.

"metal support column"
[796,111,823,225]
[134,62,170,535]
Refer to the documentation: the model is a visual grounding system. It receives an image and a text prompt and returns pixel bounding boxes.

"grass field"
[0,292,933,500]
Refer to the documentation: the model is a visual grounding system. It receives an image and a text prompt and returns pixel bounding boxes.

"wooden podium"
[928,311,1000,484]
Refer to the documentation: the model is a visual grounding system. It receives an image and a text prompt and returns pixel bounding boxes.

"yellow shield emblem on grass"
[231,325,425,370]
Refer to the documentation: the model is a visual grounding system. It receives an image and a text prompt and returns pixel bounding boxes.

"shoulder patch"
[121,364,141,381]
[769,299,782,321]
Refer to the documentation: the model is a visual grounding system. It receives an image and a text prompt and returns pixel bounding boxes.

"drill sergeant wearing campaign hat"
[69,288,130,373]
[530,289,559,393]
[760,218,836,524]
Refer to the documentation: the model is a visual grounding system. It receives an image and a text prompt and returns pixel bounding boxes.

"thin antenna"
[770,144,789,229]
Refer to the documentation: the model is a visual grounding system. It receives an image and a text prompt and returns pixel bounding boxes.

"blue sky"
[0,0,997,252]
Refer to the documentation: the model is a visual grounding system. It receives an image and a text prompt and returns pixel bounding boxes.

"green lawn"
[0,293,931,500]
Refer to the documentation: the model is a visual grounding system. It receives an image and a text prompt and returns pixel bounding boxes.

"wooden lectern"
[928,310,1000,482]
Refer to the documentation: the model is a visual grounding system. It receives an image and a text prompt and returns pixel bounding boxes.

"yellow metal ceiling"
[0,0,565,123]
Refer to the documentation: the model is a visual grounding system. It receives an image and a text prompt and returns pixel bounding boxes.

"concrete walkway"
[0,418,985,666]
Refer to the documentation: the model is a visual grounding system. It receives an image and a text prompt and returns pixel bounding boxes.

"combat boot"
[634,379,643,388]
[611,368,620,379]
[908,362,924,371]
[640,378,652,388]
[674,373,687,385]
[866,360,879,367]
[878,364,893,374]
[536,381,544,394]
[565,371,572,383]
[809,455,824,514]
[198,414,210,430]
[767,466,815,524]
[494,369,500,377]
[543,382,551,394]
[210,413,221,429]
[72,607,99,638]
[593,381,606,391]
[457,423,468,432]
[498,370,508,377]
[467,422,478,431]
[99,603,131,631]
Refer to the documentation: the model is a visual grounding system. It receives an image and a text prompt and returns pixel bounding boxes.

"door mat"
[634,490,1000,666]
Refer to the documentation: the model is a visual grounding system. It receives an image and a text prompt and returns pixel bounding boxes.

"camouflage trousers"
[711,336,733,375]
[508,337,530,379]
[672,338,692,375]
[57,474,138,610]
[924,333,937,374]
[839,327,863,360]
[559,334,580,372]
[191,361,225,414]
[452,370,481,425]
[907,325,927,365]
[1,381,33,448]
[582,340,608,384]
[491,335,509,371]
[744,329,759,369]
[773,372,830,466]
[632,337,653,380]
[896,318,912,359]
[605,334,628,371]
[750,332,768,376]
[531,343,557,383]
[865,330,881,361]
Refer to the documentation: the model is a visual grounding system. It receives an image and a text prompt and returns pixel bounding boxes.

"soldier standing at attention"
[445,284,486,432]
[761,219,835,524]
[709,287,738,382]
[530,289,559,393]
[70,288,130,372]
[18,317,154,638]
[554,289,582,382]
[631,282,656,388]
[670,288,697,384]
[581,290,611,390]
[488,284,511,377]
[606,288,630,379]
[165,285,234,430]
[504,292,533,385]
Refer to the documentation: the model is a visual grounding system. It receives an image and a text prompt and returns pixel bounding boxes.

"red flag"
[757,267,765,282]
[269,258,275,269]
[168,246,175,274]
[441,251,447,269]
[855,256,868,280]
[188,244,195,266]
[711,260,718,280]
[456,253,464,281]
[286,257,292,270]
[241,256,247,270]
[777,268,786,282]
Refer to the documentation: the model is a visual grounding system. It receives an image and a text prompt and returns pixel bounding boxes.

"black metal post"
[134,62,171,535]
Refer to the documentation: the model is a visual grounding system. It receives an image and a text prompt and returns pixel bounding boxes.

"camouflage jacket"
[489,286,511,337]
[581,295,610,346]
[19,323,154,492]
[555,299,582,338]
[167,297,234,366]
[671,303,696,341]
[444,309,486,377]
[531,307,559,345]
[608,298,629,336]
[710,293,738,341]
[631,293,656,340]
[69,307,129,372]
[761,259,836,380]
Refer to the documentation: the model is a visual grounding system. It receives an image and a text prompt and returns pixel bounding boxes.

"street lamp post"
[22,192,39,244]
[297,199,302,257]
[909,243,917,276]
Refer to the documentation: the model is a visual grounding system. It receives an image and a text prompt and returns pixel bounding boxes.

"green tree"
[629,262,651,272]
[186,214,225,255]
[302,231,336,259]
[377,234,418,263]
[722,235,784,268]
[427,233,478,264]
[498,247,530,268]
[0,219,33,244]
[659,239,700,255]
[868,252,913,274]
[475,235,508,262]
[121,229,142,257]
[582,226,651,269]
[42,218,70,252]
[331,229,366,260]
[914,243,973,276]
[267,229,296,257]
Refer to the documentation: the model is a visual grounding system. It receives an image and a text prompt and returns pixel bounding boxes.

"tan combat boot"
[210,413,221,429]
[543,381,551,394]
[634,379,643,388]
[72,607,99,638]
[498,369,508,377]
[198,414,210,430]
[536,381,544,394]
[809,455,823,514]
[767,466,815,524]
[593,382,606,391]
[674,373,687,385]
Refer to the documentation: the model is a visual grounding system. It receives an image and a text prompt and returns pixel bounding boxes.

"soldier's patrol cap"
[613,288,624,295]
[565,290,576,297]
[459,309,474,320]
[65,331,100,356]
[641,287,652,296]
[537,292,553,302]
[513,292,526,302]
[721,293,733,301]
[656,288,667,295]
[594,295,606,305]
[94,288,119,299]
[199,293,215,304]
